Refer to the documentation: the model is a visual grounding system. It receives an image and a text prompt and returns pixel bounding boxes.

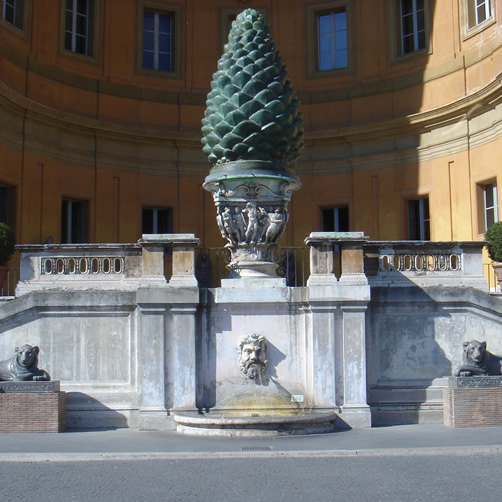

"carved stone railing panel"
[364,240,487,288]
[379,253,462,273]
[16,236,200,294]
[41,257,125,276]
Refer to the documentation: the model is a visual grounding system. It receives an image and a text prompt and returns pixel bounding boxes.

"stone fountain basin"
[173,410,339,437]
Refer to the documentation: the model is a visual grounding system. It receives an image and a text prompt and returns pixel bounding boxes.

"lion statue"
[454,340,502,377]
[0,345,51,382]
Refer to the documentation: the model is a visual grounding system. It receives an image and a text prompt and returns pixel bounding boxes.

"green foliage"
[0,222,15,266]
[201,9,304,169]
[485,221,502,262]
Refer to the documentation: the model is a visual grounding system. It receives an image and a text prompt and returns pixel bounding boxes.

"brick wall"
[444,377,502,427]
[0,391,66,433]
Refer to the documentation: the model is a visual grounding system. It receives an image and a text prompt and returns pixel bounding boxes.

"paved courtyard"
[1,424,502,501]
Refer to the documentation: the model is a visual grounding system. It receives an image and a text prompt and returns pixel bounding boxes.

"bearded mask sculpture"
[239,333,269,382]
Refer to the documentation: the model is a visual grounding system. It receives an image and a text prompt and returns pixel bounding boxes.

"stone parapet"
[139,233,200,286]
[305,232,369,286]
[364,240,487,289]
[15,234,200,293]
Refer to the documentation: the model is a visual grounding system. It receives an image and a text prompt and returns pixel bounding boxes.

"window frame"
[61,198,89,244]
[142,11,173,72]
[321,206,350,233]
[59,0,102,64]
[388,0,432,61]
[136,0,182,79]
[462,0,496,39]
[407,197,430,241]
[399,0,426,55]
[306,1,353,79]
[0,184,16,230]
[477,180,499,234]
[1,0,30,37]
[142,207,173,235]
[64,0,93,56]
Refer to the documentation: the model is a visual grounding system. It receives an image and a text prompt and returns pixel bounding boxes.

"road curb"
[1,445,501,462]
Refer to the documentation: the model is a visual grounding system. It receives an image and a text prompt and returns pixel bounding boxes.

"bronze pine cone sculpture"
[201,9,304,172]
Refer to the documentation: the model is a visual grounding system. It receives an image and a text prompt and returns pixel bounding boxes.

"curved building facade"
[1,0,501,258]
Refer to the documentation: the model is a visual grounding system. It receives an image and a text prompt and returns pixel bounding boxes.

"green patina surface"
[201,9,304,171]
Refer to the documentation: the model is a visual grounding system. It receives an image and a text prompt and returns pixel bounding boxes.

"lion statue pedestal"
[0,345,65,432]
[444,340,502,427]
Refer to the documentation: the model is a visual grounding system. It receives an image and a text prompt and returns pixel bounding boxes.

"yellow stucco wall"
[1,0,502,276]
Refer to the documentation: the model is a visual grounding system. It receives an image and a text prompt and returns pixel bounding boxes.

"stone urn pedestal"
[203,160,301,278]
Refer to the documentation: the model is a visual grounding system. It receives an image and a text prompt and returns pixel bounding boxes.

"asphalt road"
[1,453,502,502]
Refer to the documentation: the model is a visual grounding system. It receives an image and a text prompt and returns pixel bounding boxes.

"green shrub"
[485,221,502,262]
[0,223,15,266]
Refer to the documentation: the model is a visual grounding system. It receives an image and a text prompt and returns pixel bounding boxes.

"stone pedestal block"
[444,376,502,427]
[0,381,65,432]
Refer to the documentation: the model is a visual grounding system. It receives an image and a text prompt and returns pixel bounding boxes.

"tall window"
[143,11,173,71]
[408,198,430,240]
[0,186,9,225]
[483,182,498,231]
[2,0,24,29]
[321,207,349,232]
[317,8,348,71]
[142,207,172,234]
[0,185,15,226]
[400,0,426,54]
[62,199,88,243]
[64,0,94,56]
[467,0,492,28]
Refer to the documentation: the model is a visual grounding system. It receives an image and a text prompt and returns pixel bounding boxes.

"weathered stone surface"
[0,381,60,392]
[173,410,338,436]
[448,376,502,387]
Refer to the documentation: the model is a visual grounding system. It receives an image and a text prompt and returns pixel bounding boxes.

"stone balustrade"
[15,236,487,292]
[363,240,487,288]
[15,234,200,293]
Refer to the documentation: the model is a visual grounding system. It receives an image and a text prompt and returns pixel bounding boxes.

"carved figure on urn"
[216,203,288,248]
[454,340,502,377]
[239,333,269,383]
[0,345,51,382]
[202,9,303,276]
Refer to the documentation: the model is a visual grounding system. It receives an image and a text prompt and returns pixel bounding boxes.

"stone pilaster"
[137,304,170,430]
[306,232,371,427]
[168,304,198,411]
[307,302,337,407]
[339,304,371,428]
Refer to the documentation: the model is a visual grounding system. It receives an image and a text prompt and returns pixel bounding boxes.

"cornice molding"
[307,73,502,140]
[1,71,502,177]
